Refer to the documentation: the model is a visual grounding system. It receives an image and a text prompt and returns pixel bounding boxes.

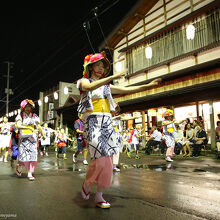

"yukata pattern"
[16,113,39,162]
[0,123,11,148]
[77,78,120,160]
[162,122,176,148]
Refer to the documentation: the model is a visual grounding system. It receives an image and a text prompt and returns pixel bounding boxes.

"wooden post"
[196,101,200,120]
[190,0,194,12]
[142,111,146,148]
[39,92,44,123]
[56,113,60,128]
[163,0,167,25]
[60,112,63,128]
[209,100,216,151]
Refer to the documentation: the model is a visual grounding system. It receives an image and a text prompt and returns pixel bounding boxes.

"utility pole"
[3,61,14,115]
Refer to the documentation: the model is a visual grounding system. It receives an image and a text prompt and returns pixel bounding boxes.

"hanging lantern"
[44,96,48,103]
[54,92,58,100]
[145,46,152,59]
[186,24,195,40]
[64,86,68,95]
[115,62,122,72]
[14,110,17,115]
[38,100,42,106]
[18,109,21,114]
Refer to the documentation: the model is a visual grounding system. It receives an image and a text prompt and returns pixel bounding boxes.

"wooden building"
[100,0,220,149]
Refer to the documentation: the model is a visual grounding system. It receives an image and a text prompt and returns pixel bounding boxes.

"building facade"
[39,81,79,129]
[100,0,220,149]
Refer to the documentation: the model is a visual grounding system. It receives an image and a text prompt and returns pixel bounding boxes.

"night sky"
[0,0,137,115]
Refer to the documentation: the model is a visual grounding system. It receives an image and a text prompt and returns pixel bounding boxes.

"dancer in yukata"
[77,52,161,208]
[15,99,45,181]
[162,109,185,162]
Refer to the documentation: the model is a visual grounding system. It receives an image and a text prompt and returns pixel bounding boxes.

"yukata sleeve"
[15,114,22,122]
[34,114,40,124]
[77,78,90,90]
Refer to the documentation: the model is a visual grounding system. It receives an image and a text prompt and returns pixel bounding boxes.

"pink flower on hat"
[20,99,35,109]
[90,53,103,62]
[20,100,27,109]
[83,52,111,79]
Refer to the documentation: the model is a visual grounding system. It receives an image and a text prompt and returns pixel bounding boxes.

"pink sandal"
[81,182,90,200]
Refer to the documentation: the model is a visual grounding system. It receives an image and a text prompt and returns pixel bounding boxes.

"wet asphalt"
[0,150,220,220]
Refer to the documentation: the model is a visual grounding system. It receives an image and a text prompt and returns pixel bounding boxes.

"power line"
[5,45,88,106]
[2,62,14,115]
[9,11,94,95]
[88,0,120,22]
[14,30,82,92]
[11,0,120,94]
[83,0,120,59]
[83,21,96,53]
[93,7,113,60]
[0,1,122,114]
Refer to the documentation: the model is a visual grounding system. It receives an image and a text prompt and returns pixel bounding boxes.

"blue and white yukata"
[77,78,120,187]
[162,120,176,158]
[77,78,120,160]
[15,112,40,172]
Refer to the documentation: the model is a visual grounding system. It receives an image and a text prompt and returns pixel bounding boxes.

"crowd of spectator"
[144,118,209,158]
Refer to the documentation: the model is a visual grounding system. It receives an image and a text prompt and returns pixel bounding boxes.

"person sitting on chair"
[215,121,220,159]
[173,125,184,155]
[145,126,163,155]
[192,123,208,157]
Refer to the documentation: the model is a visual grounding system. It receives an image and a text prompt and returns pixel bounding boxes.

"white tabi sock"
[27,172,33,178]
[95,192,105,203]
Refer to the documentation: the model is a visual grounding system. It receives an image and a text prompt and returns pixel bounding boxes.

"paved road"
[0,152,220,220]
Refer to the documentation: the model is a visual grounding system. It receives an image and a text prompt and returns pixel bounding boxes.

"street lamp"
[115,62,122,72]
[145,46,152,59]
[38,100,42,106]
[186,24,195,40]
[44,96,48,103]
[64,86,68,95]
[54,92,58,100]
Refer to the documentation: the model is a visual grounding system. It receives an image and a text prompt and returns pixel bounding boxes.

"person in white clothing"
[122,130,132,157]
[0,117,12,162]
[112,104,141,171]
[40,123,55,157]
[128,127,144,159]
[162,109,185,162]
[173,125,184,155]
[15,99,45,181]
[145,126,164,155]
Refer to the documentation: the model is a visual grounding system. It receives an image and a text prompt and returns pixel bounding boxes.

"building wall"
[59,82,79,107]
[39,82,79,124]
[113,0,217,86]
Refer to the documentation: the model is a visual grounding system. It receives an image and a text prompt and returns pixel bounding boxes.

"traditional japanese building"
[38,81,80,129]
[100,0,220,149]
